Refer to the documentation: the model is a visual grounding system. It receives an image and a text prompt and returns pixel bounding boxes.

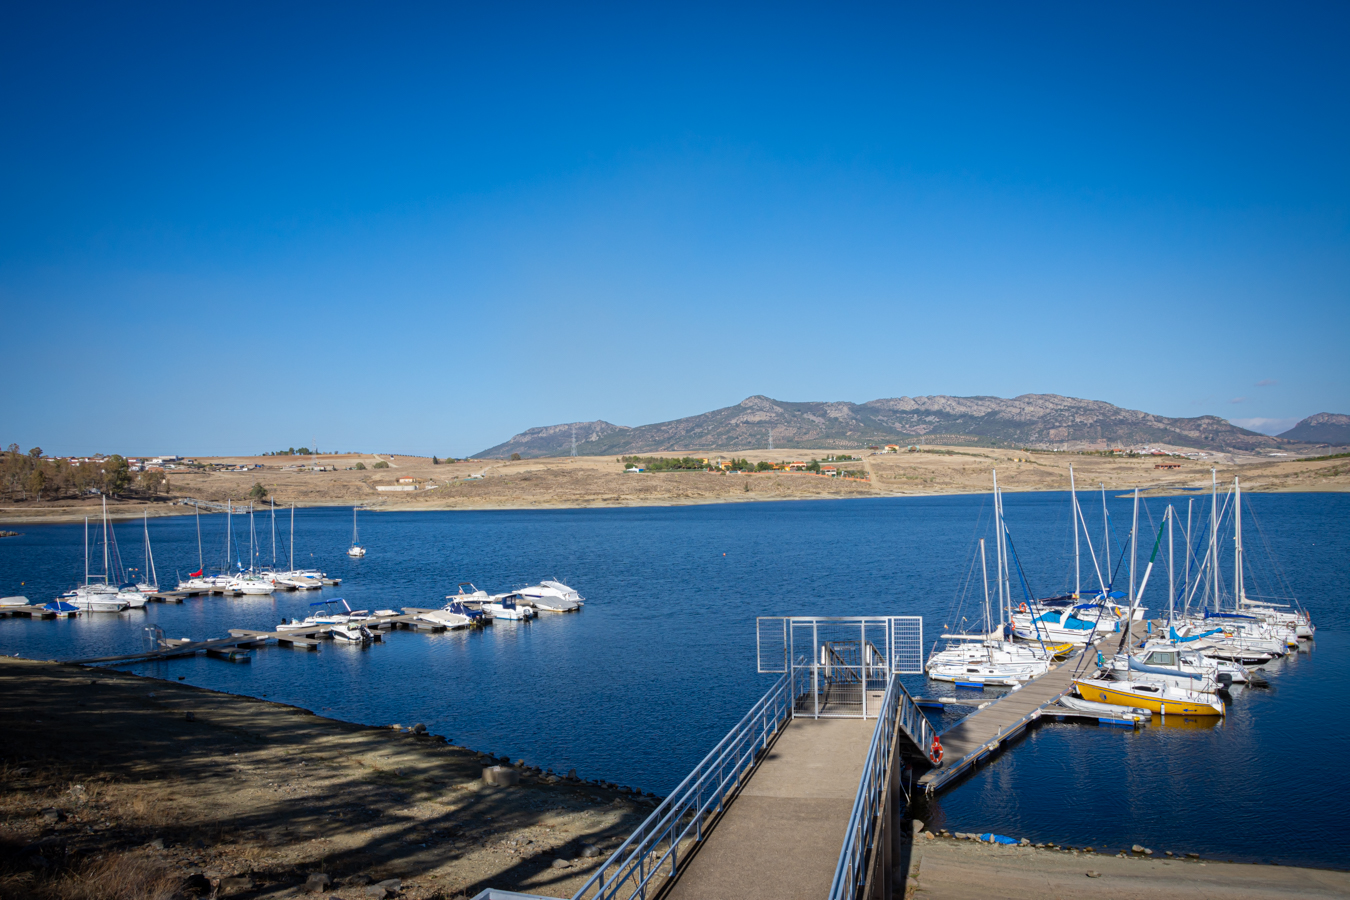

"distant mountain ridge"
[1278,413,1350,446]
[476,394,1348,458]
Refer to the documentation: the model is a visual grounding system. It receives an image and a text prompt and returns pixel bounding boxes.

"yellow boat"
[1073,678,1225,717]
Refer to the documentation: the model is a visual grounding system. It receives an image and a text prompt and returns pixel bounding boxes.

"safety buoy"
[1018,602,1028,613]
[930,735,944,766]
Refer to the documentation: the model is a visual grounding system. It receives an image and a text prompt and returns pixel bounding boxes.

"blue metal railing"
[827,675,932,900]
[571,672,794,900]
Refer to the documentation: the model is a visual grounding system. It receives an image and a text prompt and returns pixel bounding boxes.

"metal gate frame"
[756,616,924,719]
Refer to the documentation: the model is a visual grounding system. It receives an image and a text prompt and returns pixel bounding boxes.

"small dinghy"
[1059,694,1152,719]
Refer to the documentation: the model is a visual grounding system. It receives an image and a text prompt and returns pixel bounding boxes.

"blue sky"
[2,2,1346,456]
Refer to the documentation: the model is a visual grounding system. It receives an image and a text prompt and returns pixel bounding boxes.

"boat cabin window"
[1146,652,1178,666]
[1136,685,1160,693]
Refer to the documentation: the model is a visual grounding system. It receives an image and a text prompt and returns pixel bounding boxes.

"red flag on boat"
[189,568,203,577]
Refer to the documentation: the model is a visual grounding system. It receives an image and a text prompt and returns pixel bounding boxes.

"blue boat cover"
[1169,626,1223,643]
[1128,656,1202,680]
[980,834,1019,844]
[1204,611,1258,621]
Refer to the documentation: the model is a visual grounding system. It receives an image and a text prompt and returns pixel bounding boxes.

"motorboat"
[1057,694,1152,720]
[1073,677,1225,717]
[0,596,30,608]
[272,570,324,590]
[330,622,376,644]
[63,584,129,613]
[42,601,79,618]
[227,573,275,595]
[517,580,584,612]
[1108,642,1250,685]
[278,598,369,631]
[480,592,536,621]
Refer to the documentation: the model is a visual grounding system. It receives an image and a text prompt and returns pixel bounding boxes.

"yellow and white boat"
[1073,678,1225,717]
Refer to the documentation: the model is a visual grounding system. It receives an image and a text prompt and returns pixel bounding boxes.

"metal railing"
[828,674,933,900]
[571,671,795,900]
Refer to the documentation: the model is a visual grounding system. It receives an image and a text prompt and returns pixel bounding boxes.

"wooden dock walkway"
[919,621,1150,795]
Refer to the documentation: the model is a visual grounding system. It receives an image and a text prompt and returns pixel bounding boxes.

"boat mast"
[979,538,990,636]
[144,511,157,588]
[992,471,1006,631]
[1100,482,1109,586]
[1183,498,1193,611]
[226,501,233,572]
[102,495,110,582]
[270,499,276,568]
[289,504,295,571]
[195,503,203,572]
[1234,476,1243,611]
[249,505,256,573]
[1070,465,1080,596]
[1210,468,1219,612]
[1129,488,1139,608]
[1167,504,1175,629]
[84,516,89,586]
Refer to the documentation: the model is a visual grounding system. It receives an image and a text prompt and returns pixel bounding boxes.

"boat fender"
[930,736,944,766]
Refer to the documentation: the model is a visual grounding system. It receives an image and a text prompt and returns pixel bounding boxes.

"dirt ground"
[1,446,1346,524]
[903,834,1350,900]
[0,658,654,900]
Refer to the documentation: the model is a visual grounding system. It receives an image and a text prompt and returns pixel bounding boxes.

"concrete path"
[664,716,874,900]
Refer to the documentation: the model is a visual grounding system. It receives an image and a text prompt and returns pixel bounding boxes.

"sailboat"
[134,511,159,594]
[62,501,130,612]
[347,507,366,557]
[272,505,324,589]
[1074,493,1224,717]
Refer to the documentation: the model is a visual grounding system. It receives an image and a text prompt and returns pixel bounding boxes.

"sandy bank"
[905,833,1349,899]
[0,658,652,899]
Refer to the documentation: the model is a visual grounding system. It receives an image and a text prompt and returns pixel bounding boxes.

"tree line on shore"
[1,445,167,502]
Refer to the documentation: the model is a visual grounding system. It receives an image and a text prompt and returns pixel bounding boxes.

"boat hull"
[1074,680,1224,717]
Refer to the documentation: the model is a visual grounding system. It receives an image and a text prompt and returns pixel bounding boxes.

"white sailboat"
[347,507,366,558]
[62,506,129,612]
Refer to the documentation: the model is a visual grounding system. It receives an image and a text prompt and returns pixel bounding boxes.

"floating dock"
[918,621,1151,795]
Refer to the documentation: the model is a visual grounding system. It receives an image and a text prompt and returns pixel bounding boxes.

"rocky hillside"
[1278,413,1350,446]
[476,420,629,459]
[476,394,1327,458]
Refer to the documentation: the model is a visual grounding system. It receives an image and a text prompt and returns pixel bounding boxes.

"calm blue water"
[1,492,1345,869]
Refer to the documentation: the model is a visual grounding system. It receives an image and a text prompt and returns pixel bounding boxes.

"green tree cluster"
[354,462,367,470]
[620,456,712,472]
[249,482,269,500]
[373,461,390,469]
[1,445,162,501]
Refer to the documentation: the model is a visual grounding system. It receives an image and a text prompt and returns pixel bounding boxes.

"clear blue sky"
[2,2,1346,456]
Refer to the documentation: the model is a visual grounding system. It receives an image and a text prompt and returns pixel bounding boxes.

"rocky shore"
[0,658,655,900]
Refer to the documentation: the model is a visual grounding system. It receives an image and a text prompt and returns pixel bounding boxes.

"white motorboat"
[0,596,30,608]
[1011,607,1116,644]
[1057,694,1152,720]
[330,622,376,644]
[926,662,1033,687]
[481,592,536,621]
[517,580,584,612]
[227,573,275,595]
[418,599,488,629]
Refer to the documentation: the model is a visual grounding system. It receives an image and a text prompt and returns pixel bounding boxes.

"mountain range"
[475,395,1349,458]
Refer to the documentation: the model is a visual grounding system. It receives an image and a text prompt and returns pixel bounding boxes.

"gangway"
[474,615,932,900]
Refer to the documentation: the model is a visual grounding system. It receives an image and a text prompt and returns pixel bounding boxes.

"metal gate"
[756,616,924,719]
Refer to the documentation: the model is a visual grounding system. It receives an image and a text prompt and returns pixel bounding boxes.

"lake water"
[1,492,1345,869]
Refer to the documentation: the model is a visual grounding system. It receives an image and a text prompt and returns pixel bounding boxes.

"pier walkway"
[663,714,876,900]
[919,621,1148,795]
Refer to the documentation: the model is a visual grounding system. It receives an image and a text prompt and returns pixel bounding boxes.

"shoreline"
[2,480,1347,525]
[1,658,1346,900]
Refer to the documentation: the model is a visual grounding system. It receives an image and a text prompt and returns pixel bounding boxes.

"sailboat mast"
[84,517,89,586]
[1184,498,1193,608]
[144,511,157,587]
[1167,504,1174,628]
[1234,476,1243,611]
[1129,488,1139,606]
[1070,465,1080,596]
[271,499,276,568]
[226,501,232,571]
[289,505,295,571]
[1101,482,1109,584]
[979,538,990,636]
[249,505,256,572]
[102,495,109,581]
[992,471,1006,630]
[195,503,203,571]
[1210,468,1219,612]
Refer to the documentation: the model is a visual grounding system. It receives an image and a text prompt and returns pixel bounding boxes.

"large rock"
[482,765,520,787]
